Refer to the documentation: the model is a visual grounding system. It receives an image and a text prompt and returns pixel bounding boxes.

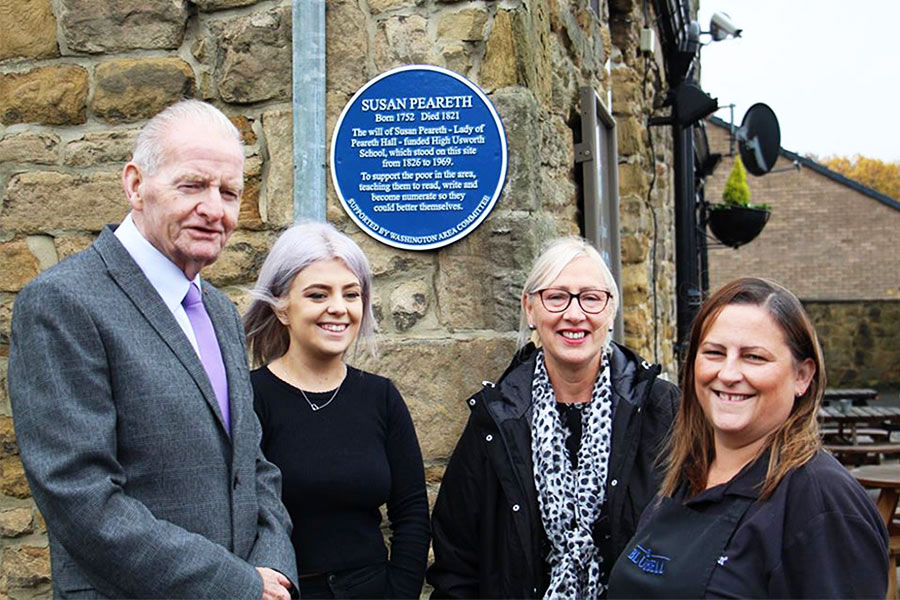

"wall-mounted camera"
[709,12,742,41]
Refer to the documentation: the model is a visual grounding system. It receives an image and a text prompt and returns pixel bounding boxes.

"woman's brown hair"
[660,277,826,500]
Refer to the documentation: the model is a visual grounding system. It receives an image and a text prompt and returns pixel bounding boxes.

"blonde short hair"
[517,236,619,349]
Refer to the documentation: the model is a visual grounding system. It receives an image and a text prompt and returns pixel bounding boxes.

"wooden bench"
[822,428,890,443]
[825,443,900,466]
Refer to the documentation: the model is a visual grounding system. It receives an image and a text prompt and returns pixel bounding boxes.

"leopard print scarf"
[531,350,613,599]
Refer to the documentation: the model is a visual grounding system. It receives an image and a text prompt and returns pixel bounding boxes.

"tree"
[721,155,751,206]
[823,154,900,200]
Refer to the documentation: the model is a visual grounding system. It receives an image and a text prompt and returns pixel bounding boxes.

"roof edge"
[707,116,900,212]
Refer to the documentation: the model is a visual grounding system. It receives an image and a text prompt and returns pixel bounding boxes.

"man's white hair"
[131,99,242,174]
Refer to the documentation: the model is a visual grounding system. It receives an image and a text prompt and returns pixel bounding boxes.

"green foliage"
[722,156,751,206]
[712,156,770,211]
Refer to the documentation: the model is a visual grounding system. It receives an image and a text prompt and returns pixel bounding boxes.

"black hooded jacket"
[427,343,679,599]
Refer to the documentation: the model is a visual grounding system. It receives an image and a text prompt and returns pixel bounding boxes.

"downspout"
[292,0,326,222]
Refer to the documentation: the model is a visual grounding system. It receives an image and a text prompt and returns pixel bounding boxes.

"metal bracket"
[574,143,593,163]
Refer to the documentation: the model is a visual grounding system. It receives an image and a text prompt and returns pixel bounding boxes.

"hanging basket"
[707,206,770,248]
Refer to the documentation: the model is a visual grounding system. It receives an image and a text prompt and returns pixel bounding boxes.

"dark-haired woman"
[607,277,888,598]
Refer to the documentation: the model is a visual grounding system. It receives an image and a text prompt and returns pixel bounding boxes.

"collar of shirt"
[115,213,202,354]
[681,449,770,505]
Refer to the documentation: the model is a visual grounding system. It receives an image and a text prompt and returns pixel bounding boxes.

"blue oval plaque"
[331,65,507,250]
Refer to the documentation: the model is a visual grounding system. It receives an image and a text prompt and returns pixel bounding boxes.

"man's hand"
[256,567,292,600]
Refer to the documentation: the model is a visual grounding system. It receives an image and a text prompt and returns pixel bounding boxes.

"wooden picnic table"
[819,406,900,445]
[824,388,880,406]
[851,464,900,599]
[825,443,900,466]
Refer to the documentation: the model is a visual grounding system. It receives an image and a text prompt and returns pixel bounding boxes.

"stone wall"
[0,0,676,595]
[804,300,900,391]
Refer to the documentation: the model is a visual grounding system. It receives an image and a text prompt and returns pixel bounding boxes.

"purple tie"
[182,283,230,433]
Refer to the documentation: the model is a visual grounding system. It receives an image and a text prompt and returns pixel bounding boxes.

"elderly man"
[8,100,297,599]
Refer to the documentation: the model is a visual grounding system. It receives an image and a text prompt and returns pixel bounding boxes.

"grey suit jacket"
[8,227,297,598]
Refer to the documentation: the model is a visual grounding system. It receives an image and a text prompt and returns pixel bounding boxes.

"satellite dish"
[737,103,780,175]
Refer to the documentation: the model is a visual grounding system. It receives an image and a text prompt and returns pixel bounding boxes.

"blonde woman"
[427,236,679,599]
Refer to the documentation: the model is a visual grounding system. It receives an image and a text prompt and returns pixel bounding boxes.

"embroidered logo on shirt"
[627,544,670,575]
[717,555,728,566]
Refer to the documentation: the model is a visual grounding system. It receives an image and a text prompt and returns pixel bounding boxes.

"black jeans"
[298,563,388,599]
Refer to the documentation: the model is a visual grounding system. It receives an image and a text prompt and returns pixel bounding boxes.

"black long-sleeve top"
[252,365,430,598]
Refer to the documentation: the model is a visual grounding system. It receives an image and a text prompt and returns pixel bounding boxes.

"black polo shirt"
[675,450,889,598]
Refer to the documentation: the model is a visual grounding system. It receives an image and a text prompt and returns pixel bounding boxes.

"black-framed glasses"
[536,288,612,314]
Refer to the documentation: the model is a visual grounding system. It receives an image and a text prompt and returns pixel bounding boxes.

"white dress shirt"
[115,213,203,356]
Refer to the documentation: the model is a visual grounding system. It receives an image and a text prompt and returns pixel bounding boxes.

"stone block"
[0,294,12,348]
[354,334,517,461]
[245,154,263,179]
[547,37,580,111]
[0,0,58,60]
[230,115,258,146]
[375,15,429,71]
[0,456,29,498]
[435,212,556,331]
[389,279,429,332]
[618,161,647,199]
[622,262,649,297]
[203,230,276,287]
[623,303,650,346]
[1,171,127,234]
[92,58,195,124]
[58,0,188,53]
[2,545,50,588]
[611,67,640,116]
[440,42,472,75]
[0,508,33,538]
[490,87,540,212]
[541,115,574,172]
[214,6,291,104]
[27,233,59,275]
[346,228,434,279]
[326,0,368,93]
[33,507,45,534]
[0,133,59,165]
[481,10,517,90]
[539,171,577,215]
[64,129,139,168]
[238,178,264,230]
[438,8,488,41]
[0,65,88,126]
[0,240,40,292]
[194,0,257,10]
[482,6,550,103]
[617,117,645,156]
[621,232,650,264]
[424,464,444,485]
[0,415,16,457]
[368,0,418,13]
[54,234,97,260]
[261,108,293,227]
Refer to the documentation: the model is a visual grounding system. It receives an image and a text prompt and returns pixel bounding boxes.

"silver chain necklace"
[298,381,343,412]
[278,361,345,412]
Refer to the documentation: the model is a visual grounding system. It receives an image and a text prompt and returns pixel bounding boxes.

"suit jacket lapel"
[92,228,231,439]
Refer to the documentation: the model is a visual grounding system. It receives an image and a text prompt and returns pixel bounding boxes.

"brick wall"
[704,119,900,300]
[704,118,900,390]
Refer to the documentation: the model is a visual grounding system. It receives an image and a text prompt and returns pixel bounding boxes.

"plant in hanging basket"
[708,156,771,248]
